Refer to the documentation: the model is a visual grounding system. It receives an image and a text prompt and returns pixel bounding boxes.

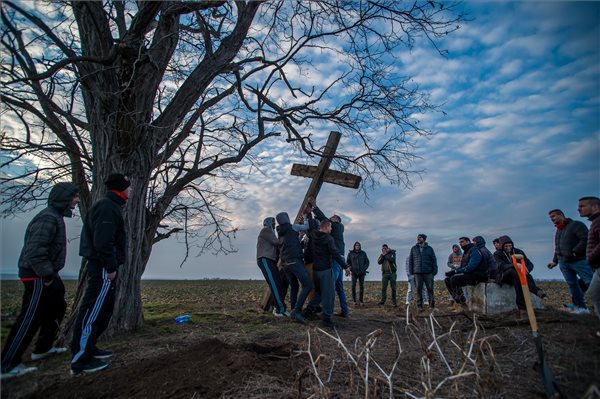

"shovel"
[512,254,563,398]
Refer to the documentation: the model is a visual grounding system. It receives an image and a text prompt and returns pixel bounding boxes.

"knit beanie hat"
[105,173,131,192]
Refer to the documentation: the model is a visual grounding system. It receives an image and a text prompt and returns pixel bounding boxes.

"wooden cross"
[290,131,362,223]
[260,131,362,310]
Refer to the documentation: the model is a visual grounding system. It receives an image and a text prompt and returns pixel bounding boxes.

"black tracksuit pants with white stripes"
[70,263,116,365]
[1,278,67,372]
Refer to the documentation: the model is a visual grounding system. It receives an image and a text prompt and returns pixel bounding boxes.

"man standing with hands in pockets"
[71,173,131,375]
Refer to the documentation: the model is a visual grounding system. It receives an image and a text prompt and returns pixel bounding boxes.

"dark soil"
[1,280,599,399]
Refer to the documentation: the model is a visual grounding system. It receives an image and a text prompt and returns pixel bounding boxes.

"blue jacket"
[455,243,488,280]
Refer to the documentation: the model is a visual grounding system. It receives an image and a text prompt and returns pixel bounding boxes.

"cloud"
[2,2,598,286]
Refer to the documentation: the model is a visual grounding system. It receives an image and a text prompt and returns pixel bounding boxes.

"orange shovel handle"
[511,254,528,285]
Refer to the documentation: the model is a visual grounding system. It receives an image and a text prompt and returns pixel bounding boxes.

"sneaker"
[424,301,430,306]
[31,347,68,361]
[70,358,109,375]
[290,310,307,325]
[92,348,113,359]
[272,309,287,318]
[571,307,591,315]
[378,301,385,306]
[1,364,37,380]
[321,319,337,329]
[336,312,349,318]
[563,303,576,310]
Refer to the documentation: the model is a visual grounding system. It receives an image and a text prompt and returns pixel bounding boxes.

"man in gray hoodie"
[1,182,80,379]
[257,217,288,317]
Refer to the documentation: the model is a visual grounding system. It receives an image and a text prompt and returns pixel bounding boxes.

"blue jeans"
[333,260,349,315]
[559,259,593,309]
[406,274,428,304]
[284,260,312,312]
[308,268,335,321]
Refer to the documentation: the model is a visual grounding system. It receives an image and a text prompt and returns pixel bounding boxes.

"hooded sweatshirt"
[256,217,279,260]
[18,182,79,281]
[312,230,347,271]
[346,242,370,275]
[472,236,497,279]
[275,212,307,264]
[494,235,533,275]
[447,245,462,269]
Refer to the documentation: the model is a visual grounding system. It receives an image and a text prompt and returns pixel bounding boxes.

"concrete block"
[463,283,544,315]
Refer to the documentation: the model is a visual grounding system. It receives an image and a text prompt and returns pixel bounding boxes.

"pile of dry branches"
[296,312,503,398]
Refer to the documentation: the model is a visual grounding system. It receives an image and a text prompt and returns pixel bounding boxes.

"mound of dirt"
[21,338,299,399]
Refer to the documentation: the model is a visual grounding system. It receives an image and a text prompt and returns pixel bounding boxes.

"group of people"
[3,180,599,381]
[257,196,600,338]
[256,197,351,328]
[1,174,132,379]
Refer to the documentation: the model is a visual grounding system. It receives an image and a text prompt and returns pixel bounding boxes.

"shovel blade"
[534,335,563,398]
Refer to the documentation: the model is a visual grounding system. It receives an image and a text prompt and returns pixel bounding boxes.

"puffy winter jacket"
[19,183,79,281]
[407,244,438,275]
[552,218,589,263]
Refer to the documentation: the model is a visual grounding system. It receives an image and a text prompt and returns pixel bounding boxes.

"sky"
[1,1,599,282]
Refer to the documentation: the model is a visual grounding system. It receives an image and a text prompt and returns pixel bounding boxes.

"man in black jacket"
[445,237,488,310]
[494,235,545,312]
[407,234,437,308]
[313,201,349,317]
[472,236,497,281]
[547,209,593,314]
[346,242,369,306]
[304,219,348,328]
[71,174,131,375]
[275,211,310,324]
[1,183,80,379]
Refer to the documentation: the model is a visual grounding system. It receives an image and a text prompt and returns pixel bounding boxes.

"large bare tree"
[1,1,463,332]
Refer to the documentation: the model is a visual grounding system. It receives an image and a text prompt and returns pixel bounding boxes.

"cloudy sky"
[1,1,599,282]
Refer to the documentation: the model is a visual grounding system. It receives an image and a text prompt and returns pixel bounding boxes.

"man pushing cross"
[259,131,361,311]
